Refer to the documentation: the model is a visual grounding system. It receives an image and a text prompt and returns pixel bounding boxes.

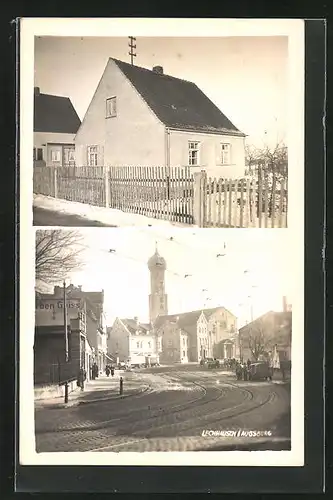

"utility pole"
[128,36,137,65]
[63,280,69,403]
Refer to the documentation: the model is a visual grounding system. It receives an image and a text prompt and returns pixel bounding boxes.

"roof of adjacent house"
[120,318,152,335]
[112,59,245,136]
[34,90,81,134]
[238,310,292,333]
[154,306,235,332]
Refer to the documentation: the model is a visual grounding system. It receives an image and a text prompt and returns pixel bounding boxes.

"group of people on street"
[105,364,115,377]
[235,359,252,381]
[221,358,237,370]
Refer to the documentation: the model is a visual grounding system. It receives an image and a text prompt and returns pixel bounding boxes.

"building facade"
[75,59,246,179]
[34,87,81,167]
[238,306,292,363]
[35,285,108,382]
[34,294,91,386]
[107,317,158,364]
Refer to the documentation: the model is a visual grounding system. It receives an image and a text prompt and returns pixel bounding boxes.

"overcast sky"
[42,227,294,328]
[34,36,288,148]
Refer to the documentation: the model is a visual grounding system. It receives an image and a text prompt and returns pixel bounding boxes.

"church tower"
[148,243,168,324]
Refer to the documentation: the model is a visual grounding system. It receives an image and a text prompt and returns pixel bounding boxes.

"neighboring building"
[238,300,292,363]
[34,86,81,167]
[75,59,246,178]
[157,318,189,364]
[34,294,92,387]
[35,285,108,380]
[154,306,238,363]
[107,317,158,364]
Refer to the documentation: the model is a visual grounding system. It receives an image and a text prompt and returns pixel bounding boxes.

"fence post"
[104,166,110,208]
[193,171,206,227]
[53,167,58,199]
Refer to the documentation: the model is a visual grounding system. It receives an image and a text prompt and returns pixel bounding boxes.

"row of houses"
[34,284,110,388]
[33,58,246,179]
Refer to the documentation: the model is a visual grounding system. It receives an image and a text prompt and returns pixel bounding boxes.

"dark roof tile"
[34,92,81,134]
[112,59,245,136]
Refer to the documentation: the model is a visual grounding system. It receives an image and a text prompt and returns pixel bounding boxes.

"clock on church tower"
[148,244,168,323]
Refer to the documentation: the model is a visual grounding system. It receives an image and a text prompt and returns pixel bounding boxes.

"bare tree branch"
[247,317,273,361]
[35,230,85,286]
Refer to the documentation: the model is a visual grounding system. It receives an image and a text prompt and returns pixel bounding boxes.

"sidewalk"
[33,194,193,228]
[35,372,150,410]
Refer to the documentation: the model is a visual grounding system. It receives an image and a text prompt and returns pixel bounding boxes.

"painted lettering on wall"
[35,298,82,327]
[36,301,80,309]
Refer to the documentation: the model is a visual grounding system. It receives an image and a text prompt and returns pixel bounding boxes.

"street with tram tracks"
[35,365,291,453]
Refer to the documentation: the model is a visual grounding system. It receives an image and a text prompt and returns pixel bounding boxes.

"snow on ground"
[33,194,194,228]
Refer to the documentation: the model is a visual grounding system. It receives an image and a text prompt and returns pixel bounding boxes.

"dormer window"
[106,97,117,118]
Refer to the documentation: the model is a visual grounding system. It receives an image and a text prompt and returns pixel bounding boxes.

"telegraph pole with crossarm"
[128,36,137,65]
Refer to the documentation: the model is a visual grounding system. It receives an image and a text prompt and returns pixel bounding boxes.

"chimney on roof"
[282,296,288,312]
[152,66,163,75]
[134,316,139,325]
[34,87,40,96]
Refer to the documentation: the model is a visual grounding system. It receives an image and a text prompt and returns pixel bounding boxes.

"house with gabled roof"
[75,59,246,178]
[107,316,158,364]
[33,87,81,167]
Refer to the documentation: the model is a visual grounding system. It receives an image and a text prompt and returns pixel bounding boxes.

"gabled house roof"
[238,310,292,333]
[154,306,234,331]
[112,59,245,136]
[118,318,152,335]
[34,88,81,134]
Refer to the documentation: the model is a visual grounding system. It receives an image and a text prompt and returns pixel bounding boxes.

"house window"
[51,149,61,162]
[148,341,151,348]
[220,321,227,329]
[221,143,231,165]
[87,146,98,166]
[183,337,186,346]
[188,141,200,166]
[106,97,117,118]
[167,340,172,348]
[136,342,140,349]
[183,350,186,357]
[34,148,43,161]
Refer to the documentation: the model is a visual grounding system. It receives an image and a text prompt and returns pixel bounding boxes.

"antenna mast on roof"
[128,36,137,65]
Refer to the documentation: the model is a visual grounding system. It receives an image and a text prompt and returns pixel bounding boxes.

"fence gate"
[108,166,194,224]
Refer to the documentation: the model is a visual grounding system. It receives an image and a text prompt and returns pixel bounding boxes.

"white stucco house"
[75,58,246,178]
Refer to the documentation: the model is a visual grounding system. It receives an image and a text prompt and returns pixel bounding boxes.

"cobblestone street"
[35,366,291,453]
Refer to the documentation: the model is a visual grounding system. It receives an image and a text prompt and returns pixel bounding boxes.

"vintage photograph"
[19,18,304,470]
[33,228,292,453]
[32,35,289,228]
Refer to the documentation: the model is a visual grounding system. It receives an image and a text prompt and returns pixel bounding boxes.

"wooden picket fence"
[33,166,107,207]
[201,173,288,228]
[108,166,194,224]
[33,165,288,228]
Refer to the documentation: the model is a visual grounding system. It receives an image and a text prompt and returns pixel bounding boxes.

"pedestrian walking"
[111,366,115,377]
[243,363,248,381]
[235,362,242,380]
[105,365,110,377]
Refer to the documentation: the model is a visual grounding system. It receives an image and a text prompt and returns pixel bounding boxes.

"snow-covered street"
[33,194,194,228]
